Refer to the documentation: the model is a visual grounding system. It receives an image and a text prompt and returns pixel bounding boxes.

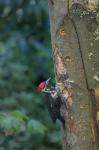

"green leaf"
[48,131,61,143]
[0,113,26,135]
[27,119,47,135]
[11,110,28,121]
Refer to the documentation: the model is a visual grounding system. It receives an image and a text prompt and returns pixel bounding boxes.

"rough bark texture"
[48,0,99,150]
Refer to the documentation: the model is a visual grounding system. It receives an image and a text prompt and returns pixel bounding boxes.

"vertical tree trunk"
[48,0,99,150]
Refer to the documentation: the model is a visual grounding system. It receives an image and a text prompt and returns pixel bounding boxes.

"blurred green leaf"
[27,119,47,135]
[48,131,61,144]
[0,113,26,135]
[11,110,28,121]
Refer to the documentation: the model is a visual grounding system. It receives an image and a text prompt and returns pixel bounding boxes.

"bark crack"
[67,1,90,91]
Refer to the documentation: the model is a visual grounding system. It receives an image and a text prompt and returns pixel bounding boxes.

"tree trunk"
[48,0,99,150]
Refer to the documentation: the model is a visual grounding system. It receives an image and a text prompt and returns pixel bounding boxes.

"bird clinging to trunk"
[37,78,65,126]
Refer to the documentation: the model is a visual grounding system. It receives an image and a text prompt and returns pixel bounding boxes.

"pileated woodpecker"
[37,78,65,126]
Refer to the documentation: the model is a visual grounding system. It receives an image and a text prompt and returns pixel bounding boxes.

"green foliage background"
[0,0,61,150]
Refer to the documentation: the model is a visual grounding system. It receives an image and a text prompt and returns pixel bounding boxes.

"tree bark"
[48,0,99,150]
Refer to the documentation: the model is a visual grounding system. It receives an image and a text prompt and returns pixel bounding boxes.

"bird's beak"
[41,78,51,93]
[45,77,51,86]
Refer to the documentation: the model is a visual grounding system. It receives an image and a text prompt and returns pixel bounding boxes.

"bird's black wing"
[45,93,61,123]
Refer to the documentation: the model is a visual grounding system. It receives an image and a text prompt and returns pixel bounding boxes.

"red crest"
[37,81,46,92]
